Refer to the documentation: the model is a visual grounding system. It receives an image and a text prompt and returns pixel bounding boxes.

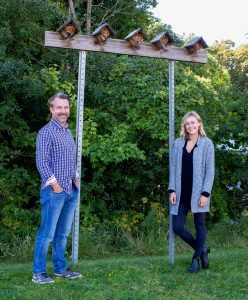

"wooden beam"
[45,31,208,64]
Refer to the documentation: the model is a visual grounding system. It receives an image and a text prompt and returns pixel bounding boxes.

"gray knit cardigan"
[168,136,215,215]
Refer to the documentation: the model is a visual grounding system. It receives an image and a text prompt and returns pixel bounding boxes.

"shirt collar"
[51,118,68,129]
[181,137,200,149]
[184,139,198,148]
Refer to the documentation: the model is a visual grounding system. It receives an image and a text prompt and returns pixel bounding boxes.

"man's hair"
[49,92,70,107]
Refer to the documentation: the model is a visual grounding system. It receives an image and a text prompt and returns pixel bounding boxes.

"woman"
[168,111,215,272]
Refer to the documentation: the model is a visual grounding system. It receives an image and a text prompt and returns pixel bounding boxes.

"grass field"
[0,248,247,300]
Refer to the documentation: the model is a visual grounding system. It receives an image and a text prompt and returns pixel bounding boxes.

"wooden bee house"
[92,23,116,44]
[124,28,147,48]
[57,19,80,39]
[151,32,174,50]
[184,37,208,54]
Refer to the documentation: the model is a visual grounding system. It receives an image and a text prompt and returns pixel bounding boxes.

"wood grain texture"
[45,31,207,64]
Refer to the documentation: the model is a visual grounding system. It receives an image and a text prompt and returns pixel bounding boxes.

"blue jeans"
[33,186,78,274]
[173,202,206,258]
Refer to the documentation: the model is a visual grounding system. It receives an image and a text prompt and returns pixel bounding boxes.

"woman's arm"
[202,140,215,193]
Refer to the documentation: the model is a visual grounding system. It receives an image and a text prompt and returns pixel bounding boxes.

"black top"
[180,140,197,205]
[168,139,210,199]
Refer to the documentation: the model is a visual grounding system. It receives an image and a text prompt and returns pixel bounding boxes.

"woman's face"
[184,116,200,136]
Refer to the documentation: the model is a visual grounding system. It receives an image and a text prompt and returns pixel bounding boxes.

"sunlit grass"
[0,249,247,299]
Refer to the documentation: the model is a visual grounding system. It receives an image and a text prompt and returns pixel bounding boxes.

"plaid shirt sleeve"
[36,128,56,184]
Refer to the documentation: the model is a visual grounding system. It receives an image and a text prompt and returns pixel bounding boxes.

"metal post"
[72,50,86,265]
[168,60,175,264]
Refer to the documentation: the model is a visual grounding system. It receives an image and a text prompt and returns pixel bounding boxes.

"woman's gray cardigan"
[168,136,215,215]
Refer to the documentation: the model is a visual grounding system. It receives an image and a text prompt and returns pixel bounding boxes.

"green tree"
[210,41,248,93]
[209,41,248,218]
[0,0,247,252]
[0,0,75,241]
[78,51,234,221]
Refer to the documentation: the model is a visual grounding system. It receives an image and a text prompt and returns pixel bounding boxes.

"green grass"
[0,249,247,300]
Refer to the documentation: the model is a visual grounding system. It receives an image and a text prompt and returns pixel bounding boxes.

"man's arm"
[36,129,62,192]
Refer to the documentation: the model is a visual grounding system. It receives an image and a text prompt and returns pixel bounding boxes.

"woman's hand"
[199,195,208,207]
[169,192,177,205]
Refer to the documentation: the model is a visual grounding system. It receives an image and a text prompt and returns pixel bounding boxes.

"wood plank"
[45,31,207,64]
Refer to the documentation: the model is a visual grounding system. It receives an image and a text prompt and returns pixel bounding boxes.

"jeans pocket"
[40,187,51,206]
[50,189,65,207]
[72,185,79,200]
[51,189,64,194]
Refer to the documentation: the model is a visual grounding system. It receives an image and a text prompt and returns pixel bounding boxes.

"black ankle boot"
[200,246,210,269]
[188,257,200,273]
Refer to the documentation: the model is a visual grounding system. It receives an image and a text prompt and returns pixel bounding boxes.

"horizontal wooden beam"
[45,31,207,64]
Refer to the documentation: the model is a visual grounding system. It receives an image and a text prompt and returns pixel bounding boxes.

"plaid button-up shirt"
[36,118,77,194]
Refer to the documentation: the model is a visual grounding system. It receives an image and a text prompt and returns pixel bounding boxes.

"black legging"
[173,202,206,258]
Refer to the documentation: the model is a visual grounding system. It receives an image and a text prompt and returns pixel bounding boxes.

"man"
[32,92,81,284]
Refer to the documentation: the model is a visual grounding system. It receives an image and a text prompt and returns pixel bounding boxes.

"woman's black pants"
[172,202,206,258]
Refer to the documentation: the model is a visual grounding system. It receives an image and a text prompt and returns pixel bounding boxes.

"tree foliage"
[0,0,247,248]
[210,41,248,93]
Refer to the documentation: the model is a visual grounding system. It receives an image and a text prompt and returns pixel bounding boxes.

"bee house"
[124,28,147,48]
[57,19,80,39]
[184,37,208,54]
[92,23,116,44]
[150,32,174,50]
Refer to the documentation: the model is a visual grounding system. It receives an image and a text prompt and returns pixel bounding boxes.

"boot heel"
[201,246,210,269]
[188,257,200,273]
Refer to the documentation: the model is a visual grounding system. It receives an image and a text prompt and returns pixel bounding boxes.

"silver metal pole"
[169,60,175,264]
[72,50,86,266]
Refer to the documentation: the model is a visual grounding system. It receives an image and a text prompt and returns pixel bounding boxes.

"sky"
[151,0,248,47]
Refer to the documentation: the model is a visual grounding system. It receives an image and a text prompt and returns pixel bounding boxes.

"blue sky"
[151,0,248,47]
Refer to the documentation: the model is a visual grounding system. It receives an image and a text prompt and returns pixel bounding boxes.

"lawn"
[0,248,247,300]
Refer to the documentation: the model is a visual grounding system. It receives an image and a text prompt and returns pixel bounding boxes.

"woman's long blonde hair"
[180,111,207,139]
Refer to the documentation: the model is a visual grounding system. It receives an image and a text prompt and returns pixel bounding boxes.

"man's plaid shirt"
[36,118,77,194]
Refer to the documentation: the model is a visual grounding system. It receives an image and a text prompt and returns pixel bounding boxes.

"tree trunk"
[86,0,92,33]
[68,0,76,19]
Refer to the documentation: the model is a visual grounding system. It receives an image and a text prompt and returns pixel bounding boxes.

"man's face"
[50,97,70,125]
